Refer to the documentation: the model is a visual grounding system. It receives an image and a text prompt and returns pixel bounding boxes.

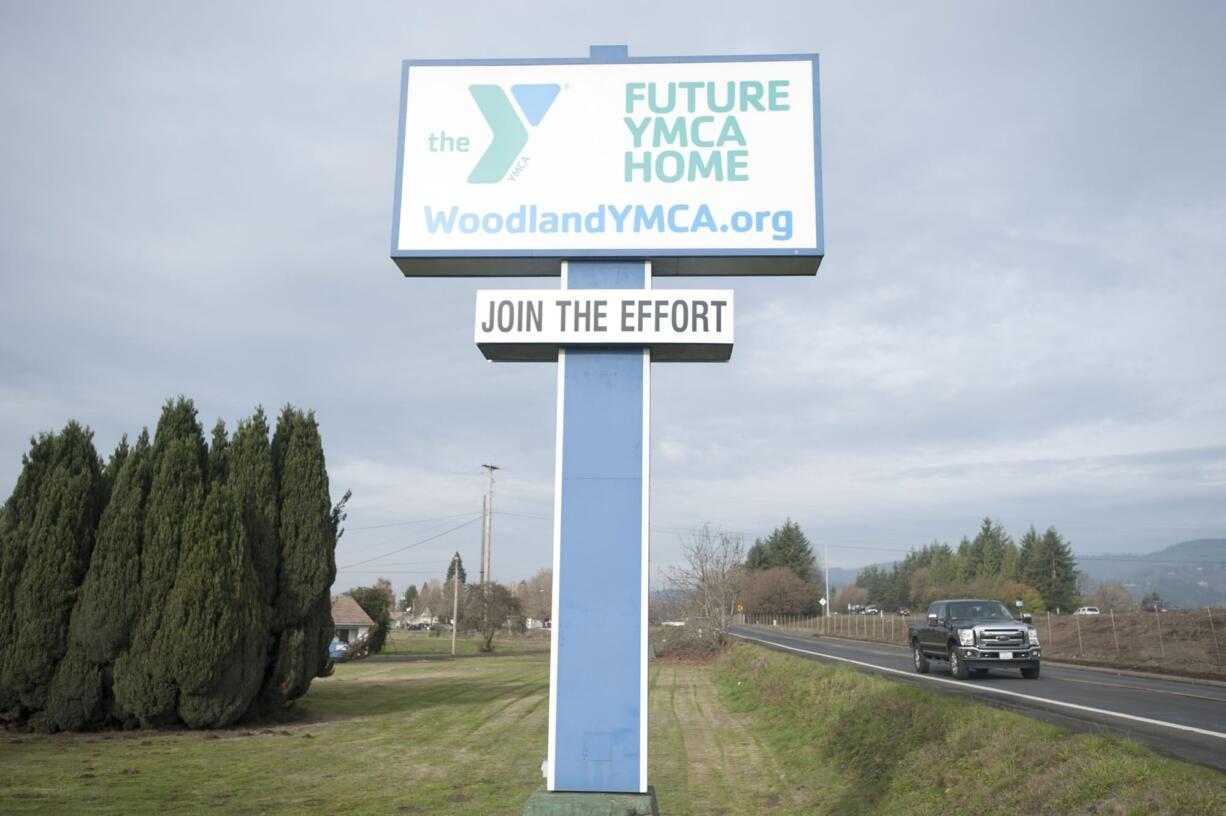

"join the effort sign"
[474,289,734,362]
[391,53,823,276]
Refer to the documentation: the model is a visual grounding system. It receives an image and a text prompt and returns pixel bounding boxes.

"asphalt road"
[729,624,1226,772]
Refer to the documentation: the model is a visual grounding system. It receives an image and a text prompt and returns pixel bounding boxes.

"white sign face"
[393,55,822,276]
[474,289,734,362]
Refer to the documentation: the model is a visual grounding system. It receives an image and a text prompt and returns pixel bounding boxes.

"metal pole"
[479,495,488,585]
[1110,609,1120,658]
[451,554,460,657]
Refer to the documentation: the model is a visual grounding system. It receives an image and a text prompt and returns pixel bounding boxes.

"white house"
[331,595,375,644]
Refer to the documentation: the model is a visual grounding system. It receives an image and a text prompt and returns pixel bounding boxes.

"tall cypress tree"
[113,398,207,727]
[0,433,60,721]
[258,408,340,711]
[229,409,279,615]
[207,419,229,488]
[43,432,153,731]
[1,423,104,723]
[157,480,265,728]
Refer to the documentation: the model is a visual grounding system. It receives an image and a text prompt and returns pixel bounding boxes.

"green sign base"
[521,786,659,816]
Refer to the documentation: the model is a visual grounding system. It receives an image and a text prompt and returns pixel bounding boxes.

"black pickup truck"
[909,599,1041,680]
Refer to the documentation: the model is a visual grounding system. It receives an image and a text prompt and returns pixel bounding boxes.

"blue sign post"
[392,44,822,813]
[549,260,651,795]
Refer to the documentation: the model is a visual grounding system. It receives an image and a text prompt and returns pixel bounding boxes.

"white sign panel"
[393,54,822,277]
[474,289,734,362]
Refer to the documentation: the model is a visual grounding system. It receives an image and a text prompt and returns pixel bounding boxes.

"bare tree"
[667,524,745,634]
[519,567,552,622]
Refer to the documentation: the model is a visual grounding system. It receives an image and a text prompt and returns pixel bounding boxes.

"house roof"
[332,595,376,627]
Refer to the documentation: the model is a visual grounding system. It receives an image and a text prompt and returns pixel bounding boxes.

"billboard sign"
[392,53,822,276]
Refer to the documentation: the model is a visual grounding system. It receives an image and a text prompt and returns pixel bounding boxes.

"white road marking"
[732,631,1226,742]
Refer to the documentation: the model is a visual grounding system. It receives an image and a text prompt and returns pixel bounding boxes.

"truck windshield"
[948,602,1013,621]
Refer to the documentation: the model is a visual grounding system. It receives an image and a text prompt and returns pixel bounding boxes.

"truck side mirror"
[1021,613,1033,624]
[927,613,938,625]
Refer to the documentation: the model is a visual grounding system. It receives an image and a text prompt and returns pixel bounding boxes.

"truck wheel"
[1021,665,1040,679]
[912,642,930,674]
[949,647,970,679]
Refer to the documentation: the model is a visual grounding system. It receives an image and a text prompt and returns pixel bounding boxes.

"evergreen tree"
[446,552,467,585]
[100,435,130,506]
[258,408,341,711]
[745,539,770,571]
[401,584,418,612]
[999,540,1020,581]
[969,518,1010,579]
[1036,527,1079,612]
[956,536,976,582]
[44,432,153,731]
[0,433,62,720]
[113,398,207,727]
[229,409,279,609]
[750,519,817,583]
[1010,524,1039,580]
[157,482,264,727]
[207,419,229,487]
[0,423,105,724]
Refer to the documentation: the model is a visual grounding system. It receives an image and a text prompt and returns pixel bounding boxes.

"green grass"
[713,643,1226,815]
[0,633,551,815]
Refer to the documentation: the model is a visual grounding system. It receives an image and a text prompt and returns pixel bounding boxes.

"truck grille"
[977,628,1026,648]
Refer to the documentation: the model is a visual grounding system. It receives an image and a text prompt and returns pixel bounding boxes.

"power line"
[486,509,1226,565]
[337,515,481,570]
[345,510,479,531]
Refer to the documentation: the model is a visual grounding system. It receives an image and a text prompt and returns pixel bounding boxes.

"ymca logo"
[468,83,560,184]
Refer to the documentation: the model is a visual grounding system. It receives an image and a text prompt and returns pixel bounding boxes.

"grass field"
[2,633,1224,815]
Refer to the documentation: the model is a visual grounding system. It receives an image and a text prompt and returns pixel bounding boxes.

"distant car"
[897,608,911,617]
[328,640,351,660]
[1074,607,1101,615]
[1142,604,1169,613]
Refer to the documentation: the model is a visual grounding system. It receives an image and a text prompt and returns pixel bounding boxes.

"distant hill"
[1079,539,1226,608]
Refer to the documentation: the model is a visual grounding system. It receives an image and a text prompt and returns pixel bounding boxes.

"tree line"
[0,397,347,732]
[852,518,1078,614]
[668,516,1082,626]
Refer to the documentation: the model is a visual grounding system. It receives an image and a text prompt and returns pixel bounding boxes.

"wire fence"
[742,608,1226,679]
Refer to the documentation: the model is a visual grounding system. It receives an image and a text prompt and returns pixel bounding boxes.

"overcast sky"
[2,2,1223,598]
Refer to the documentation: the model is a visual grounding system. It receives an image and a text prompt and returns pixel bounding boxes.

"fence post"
[1110,609,1120,658]
[1155,609,1165,659]
[1046,612,1053,654]
[1208,608,1221,666]
[1075,613,1083,656]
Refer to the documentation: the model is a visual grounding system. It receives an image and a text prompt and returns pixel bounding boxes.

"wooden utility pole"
[451,553,460,656]
[480,464,500,584]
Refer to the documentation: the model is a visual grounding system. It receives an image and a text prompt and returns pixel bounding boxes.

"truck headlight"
[1028,628,1039,646]
[958,629,975,647]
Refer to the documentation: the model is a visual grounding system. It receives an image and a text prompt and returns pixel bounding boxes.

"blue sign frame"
[390,49,823,277]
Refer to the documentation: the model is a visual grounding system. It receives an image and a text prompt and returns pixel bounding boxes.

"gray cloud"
[1,1,1223,594]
